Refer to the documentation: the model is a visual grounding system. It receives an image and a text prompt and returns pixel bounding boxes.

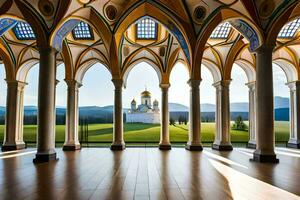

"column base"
[185,143,203,151]
[212,143,233,151]
[33,152,58,163]
[247,142,256,149]
[159,144,171,150]
[287,140,300,149]
[1,142,26,151]
[110,143,125,150]
[250,152,279,163]
[63,143,81,151]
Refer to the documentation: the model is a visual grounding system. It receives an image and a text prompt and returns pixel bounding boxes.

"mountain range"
[0,96,290,120]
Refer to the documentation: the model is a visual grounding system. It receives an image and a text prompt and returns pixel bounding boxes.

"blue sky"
[0,62,289,107]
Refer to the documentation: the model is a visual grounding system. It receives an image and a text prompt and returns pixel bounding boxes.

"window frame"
[71,21,94,40]
[135,18,158,40]
[12,21,36,40]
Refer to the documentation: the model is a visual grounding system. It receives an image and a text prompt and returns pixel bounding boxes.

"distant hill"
[169,103,189,112]
[0,96,290,121]
[274,96,289,109]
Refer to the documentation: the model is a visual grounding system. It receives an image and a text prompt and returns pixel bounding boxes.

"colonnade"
[1,43,300,163]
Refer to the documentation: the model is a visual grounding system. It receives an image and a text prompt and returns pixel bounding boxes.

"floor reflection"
[0,147,299,199]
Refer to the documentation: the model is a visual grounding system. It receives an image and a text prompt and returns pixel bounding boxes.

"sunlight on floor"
[0,150,36,159]
[203,150,248,169]
[208,158,299,199]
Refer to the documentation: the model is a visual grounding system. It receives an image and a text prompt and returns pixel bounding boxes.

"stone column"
[252,45,278,163]
[212,80,233,151]
[63,79,81,150]
[110,79,125,150]
[2,80,27,151]
[186,79,202,151]
[246,81,257,149]
[33,47,58,163]
[287,81,300,148]
[159,83,171,150]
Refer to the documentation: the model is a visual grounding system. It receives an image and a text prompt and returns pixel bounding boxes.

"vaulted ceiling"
[0,0,300,83]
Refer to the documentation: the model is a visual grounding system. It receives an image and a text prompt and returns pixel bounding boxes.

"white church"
[126,89,160,124]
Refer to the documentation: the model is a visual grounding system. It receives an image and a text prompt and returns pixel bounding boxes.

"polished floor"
[0,147,300,200]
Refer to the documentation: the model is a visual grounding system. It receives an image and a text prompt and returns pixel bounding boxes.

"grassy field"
[0,121,290,143]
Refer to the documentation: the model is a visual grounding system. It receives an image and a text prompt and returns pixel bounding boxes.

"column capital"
[159,83,170,89]
[246,81,256,90]
[212,80,231,89]
[38,46,57,54]
[6,80,27,89]
[286,80,300,90]
[187,79,201,87]
[65,79,82,88]
[254,44,275,54]
[111,79,123,88]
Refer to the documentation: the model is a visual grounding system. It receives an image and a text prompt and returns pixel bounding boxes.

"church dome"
[131,99,136,104]
[141,90,151,98]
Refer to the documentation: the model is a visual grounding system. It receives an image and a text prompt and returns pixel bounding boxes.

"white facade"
[126,90,160,124]
[126,112,160,124]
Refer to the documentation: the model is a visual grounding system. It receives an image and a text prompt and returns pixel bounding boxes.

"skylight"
[136,18,157,39]
[210,22,231,39]
[12,21,35,40]
[278,18,300,38]
[72,21,93,40]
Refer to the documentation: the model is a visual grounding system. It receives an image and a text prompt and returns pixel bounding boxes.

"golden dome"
[141,90,151,98]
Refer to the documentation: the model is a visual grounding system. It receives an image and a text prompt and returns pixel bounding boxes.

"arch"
[266,1,300,45]
[0,41,15,81]
[16,58,39,82]
[50,8,112,53]
[193,8,263,80]
[201,59,222,83]
[169,59,191,78]
[273,59,298,83]
[114,2,192,66]
[234,60,256,83]
[122,59,162,88]
[75,59,111,85]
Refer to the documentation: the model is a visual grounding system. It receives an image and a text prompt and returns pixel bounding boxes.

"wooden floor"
[0,148,300,200]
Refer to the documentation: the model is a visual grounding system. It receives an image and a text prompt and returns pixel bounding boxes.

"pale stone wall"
[126,112,160,124]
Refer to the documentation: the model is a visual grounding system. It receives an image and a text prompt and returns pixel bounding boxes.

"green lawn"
[0,121,290,143]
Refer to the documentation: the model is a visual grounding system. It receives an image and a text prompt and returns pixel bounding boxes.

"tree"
[183,117,188,125]
[169,117,175,126]
[232,115,247,131]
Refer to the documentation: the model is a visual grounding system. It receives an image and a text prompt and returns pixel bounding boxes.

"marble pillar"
[212,80,233,151]
[287,81,300,148]
[110,79,125,150]
[247,82,257,149]
[2,80,26,151]
[159,83,171,150]
[33,47,58,163]
[251,45,278,163]
[63,79,81,150]
[186,79,203,151]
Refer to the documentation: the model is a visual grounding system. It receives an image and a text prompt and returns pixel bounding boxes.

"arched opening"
[123,61,161,145]
[169,62,190,143]
[0,62,7,142]
[77,62,114,145]
[54,64,67,145]
[272,63,292,144]
[230,63,252,145]
[200,64,218,144]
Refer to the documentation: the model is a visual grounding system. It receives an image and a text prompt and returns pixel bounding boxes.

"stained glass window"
[72,21,93,40]
[136,18,157,39]
[278,18,300,38]
[12,21,35,40]
[210,22,231,39]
